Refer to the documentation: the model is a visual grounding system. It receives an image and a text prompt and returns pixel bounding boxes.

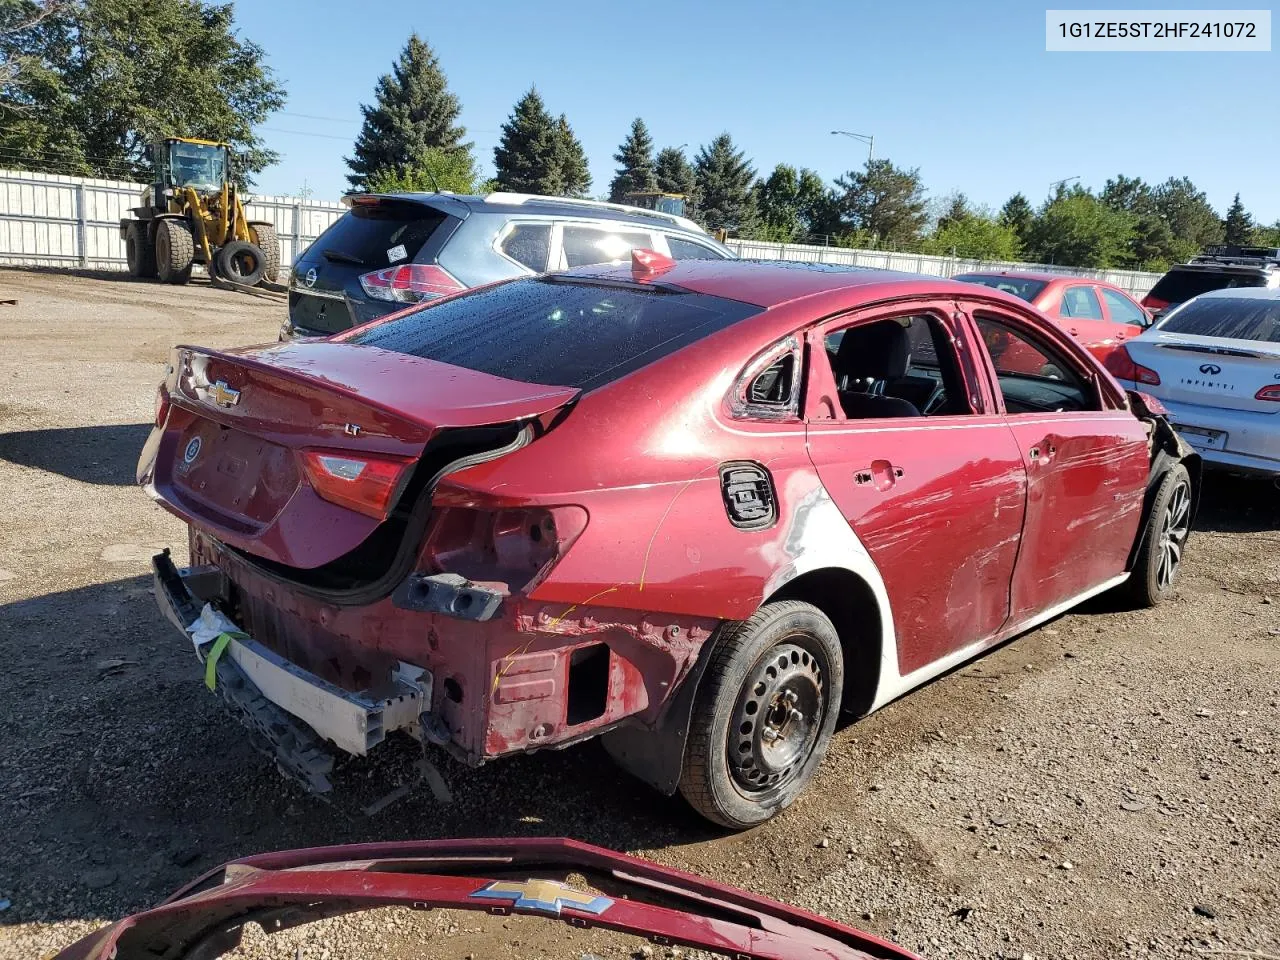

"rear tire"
[155,219,194,285]
[1125,462,1192,608]
[250,223,280,284]
[679,601,843,829]
[214,240,266,287]
[125,221,156,278]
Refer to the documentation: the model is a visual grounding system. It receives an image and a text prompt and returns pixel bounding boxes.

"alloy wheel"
[1156,478,1191,591]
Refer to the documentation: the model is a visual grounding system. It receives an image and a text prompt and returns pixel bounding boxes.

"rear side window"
[1148,268,1268,304]
[499,223,551,271]
[1060,285,1103,319]
[313,201,446,268]
[954,275,1049,303]
[667,235,728,260]
[1100,288,1148,326]
[1160,297,1280,343]
[561,226,653,267]
[346,277,759,389]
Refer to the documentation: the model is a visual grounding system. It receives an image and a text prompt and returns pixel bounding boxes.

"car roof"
[1191,286,1280,301]
[565,258,986,308]
[956,270,1125,288]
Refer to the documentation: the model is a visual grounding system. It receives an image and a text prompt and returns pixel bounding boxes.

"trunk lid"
[1126,332,1280,413]
[140,341,578,569]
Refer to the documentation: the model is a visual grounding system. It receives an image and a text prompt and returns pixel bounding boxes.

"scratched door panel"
[806,418,1027,676]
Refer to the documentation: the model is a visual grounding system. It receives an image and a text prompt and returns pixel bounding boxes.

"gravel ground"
[0,267,1277,960]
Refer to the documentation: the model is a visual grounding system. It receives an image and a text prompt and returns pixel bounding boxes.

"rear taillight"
[154,385,170,427]
[358,263,464,304]
[1255,385,1280,402]
[299,450,416,520]
[1142,295,1168,314]
[1104,346,1161,385]
[421,505,589,594]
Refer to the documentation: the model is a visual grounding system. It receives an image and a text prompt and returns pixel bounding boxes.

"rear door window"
[1100,288,1148,326]
[666,235,729,260]
[345,276,759,389]
[1148,268,1268,304]
[498,222,551,272]
[1060,286,1103,319]
[1159,297,1280,343]
[560,225,655,267]
[309,201,446,268]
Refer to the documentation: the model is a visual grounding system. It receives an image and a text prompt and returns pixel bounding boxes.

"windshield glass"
[1159,296,1280,343]
[346,276,758,389]
[168,142,227,190]
[1147,268,1268,305]
[954,274,1049,303]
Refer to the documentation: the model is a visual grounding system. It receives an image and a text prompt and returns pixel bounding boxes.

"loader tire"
[155,218,194,285]
[125,221,156,279]
[215,241,266,287]
[250,223,280,284]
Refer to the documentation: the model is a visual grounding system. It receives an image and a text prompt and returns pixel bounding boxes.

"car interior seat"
[834,320,922,418]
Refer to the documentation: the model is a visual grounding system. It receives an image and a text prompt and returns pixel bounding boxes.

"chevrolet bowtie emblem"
[211,380,241,407]
[471,879,613,916]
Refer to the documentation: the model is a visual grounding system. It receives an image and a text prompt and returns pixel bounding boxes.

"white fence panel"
[0,169,345,271]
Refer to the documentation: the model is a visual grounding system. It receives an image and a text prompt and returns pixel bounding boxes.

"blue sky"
[242,0,1278,223]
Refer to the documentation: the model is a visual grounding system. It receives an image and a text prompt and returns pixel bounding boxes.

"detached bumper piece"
[152,551,431,794]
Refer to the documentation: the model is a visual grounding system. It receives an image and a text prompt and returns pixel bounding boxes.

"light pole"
[1050,175,1081,194]
[831,130,874,163]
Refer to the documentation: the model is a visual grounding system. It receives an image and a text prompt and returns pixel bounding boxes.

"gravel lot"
[0,267,1277,960]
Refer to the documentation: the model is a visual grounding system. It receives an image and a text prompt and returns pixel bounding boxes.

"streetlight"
[831,130,874,163]
[1050,175,1081,193]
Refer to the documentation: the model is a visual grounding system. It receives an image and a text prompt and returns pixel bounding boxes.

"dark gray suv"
[283,191,734,338]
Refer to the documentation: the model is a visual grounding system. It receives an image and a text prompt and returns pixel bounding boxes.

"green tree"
[753,164,830,242]
[492,87,561,194]
[654,146,696,207]
[553,113,591,198]
[364,146,480,195]
[1251,220,1280,247]
[1,0,285,184]
[1100,174,1173,269]
[1222,193,1255,246]
[923,196,1019,260]
[346,34,469,191]
[999,193,1034,250]
[1025,189,1134,268]
[1153,176,1223,262]
[832,158,928,246]
[693,133,756,234]
[608,117,656,203]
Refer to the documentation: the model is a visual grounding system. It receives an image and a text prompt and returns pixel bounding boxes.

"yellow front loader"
[119,138,281,286]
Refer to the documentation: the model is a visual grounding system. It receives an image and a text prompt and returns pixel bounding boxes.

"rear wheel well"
[767,567,882,716]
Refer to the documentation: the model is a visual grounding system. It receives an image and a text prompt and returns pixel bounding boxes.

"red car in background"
[953,271,1152,363]
[139,255,1198,829]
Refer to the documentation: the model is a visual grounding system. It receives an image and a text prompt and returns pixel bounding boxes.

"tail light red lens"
[421,505,589,594]
[1142,295,1169,314]
[154,385,171,427]
[1104,346,1161,385]
[299,450,416,520]
[358,264,464,304]
[1255,385,1280,402]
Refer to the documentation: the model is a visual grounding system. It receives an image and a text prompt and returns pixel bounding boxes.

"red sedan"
[953,270,1152,362]
[139,254,1199,828]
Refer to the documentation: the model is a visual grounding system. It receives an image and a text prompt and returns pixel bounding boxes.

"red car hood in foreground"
[54,838,922,960]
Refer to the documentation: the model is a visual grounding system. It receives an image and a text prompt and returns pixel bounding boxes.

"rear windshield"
[954,274,1048,303]
[1147,268,1268,305]
[1160,297,1280,343]
[346,277,759,389]
[309,201,447,268]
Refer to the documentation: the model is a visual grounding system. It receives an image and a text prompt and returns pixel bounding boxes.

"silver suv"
[284,192,733,338]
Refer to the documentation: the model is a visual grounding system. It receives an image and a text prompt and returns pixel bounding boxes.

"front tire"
[249,223,281,284]
[155,218,194,285]
[1125,462,1192,608]
[125,221,156,278]
[679,601,843,829]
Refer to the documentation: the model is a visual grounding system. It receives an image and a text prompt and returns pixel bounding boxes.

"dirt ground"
[0,267,1277,960]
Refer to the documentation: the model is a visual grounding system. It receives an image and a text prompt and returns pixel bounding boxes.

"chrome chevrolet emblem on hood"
[211,380,241,407]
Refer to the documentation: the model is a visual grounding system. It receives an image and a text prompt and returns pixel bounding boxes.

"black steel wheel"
[680,601,843,829]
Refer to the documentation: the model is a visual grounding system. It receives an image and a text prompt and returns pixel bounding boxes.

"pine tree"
[554,114,592,198]
[608,117,656,202]
[655,147,696,197]
[999,193,1034,247]
[346,34,469,191]
[1223,193,1255,246]
[694,133,757,234]
[493,87,561,194]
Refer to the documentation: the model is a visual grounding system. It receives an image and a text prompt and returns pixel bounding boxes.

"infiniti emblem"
[304,268,317,288]
[1198,363,1222,375]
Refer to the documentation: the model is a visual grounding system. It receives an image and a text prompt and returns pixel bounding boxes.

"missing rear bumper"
[152,551,433,792]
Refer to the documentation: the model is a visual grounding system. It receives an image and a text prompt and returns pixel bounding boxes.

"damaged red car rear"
[140,256,1199,828]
